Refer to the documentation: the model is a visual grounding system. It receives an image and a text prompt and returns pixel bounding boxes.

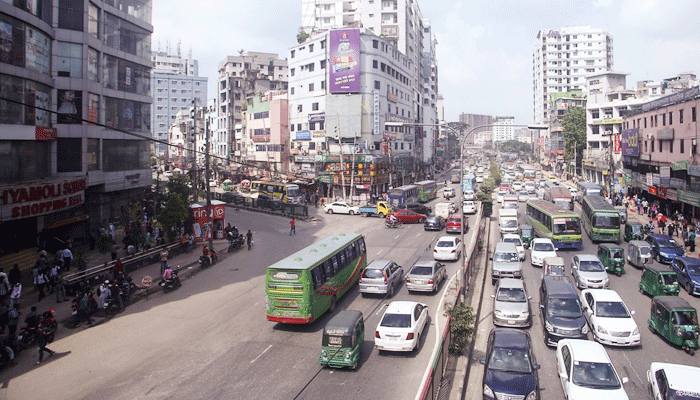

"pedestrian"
[690,229,697,253]
[35,269,47,301]
[110,240,118,261]
[246,230,253,250]
[113,257,124,277]
[0,298,8,334]
[61,245,73,272]
[55,271,65,303]
[9,282,21,309]
[36,321,56,365]
[109,223,115,241]
[0,275,8,302]
[159,248,169,275]
[76,292,92,327]
[7,305,19,337]
[8,264,20,286]
[668,223,675,238]
[290,218,296,236]
[98,280,110,309]
[49,262,60,294]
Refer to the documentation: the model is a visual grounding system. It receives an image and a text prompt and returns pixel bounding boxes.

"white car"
[433,236,461,261]
[323,201,360,215]
[556,339,629,400]
[375,301,428,352]
[524,182,536,192]
[502,234,525,260]
[647,362,700,400]
[518,191,530,202]
[463,190,476,201]
[530,238,557,267]
[580,289,641,347]
[496,191,508,203]
[476,175,484,183]
[443,188,456,198]
[512,181,523,192]
[462,200,476,214]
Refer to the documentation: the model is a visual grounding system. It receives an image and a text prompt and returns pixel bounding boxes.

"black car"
[398,202,431,216]
[480,328,540,400]
[423,215,445,231]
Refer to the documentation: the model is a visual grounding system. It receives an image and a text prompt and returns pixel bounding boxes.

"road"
[471,193,700,399]
[1,182,477,400]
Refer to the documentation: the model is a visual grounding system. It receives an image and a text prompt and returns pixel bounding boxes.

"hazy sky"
[152,0,700,125]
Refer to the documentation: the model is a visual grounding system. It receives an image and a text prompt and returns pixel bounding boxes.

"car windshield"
[579,260,604,272]
[659,239,681,249]
[572,362,621,389]
[502,220,518,228]
[503,238,522,246]
[687,265,700,275]
[495,252,519,262]
[554,199,571,209]
[437,240,455,248]
[593,215,620,229]
[553,219,581,235]
[630,225,642,233]
[503,203,518,209]
[533,242,554,252]
[521,228,533,236]
[660,274,678,285]
[496,287,527,302]
[380,313,411,328]
[548,298,582,318]
[488,348,532,373]
[362,269,384,279]
[410,266,433,276]
[520,191,529,196]
[672,311,698,326]
[595,301,630,318]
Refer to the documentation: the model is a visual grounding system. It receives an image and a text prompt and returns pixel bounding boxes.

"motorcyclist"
[24,306,40,331]
[202,244,214,265]
[162,264,173,281]
[389,214,398,227]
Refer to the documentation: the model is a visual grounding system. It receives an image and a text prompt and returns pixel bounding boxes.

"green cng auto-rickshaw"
[519,224,534,249]
[598,243,625,276]
[649,296,699,355]
[319,310,364,369]
[639,265,680,297]
[624,222,645,242]
[627,240,652,268]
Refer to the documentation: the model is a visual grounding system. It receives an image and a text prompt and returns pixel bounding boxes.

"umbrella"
[223,179,232,184]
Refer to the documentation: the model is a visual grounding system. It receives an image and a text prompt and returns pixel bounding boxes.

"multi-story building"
[621,86,700,219]
[216,52,288,170]
[151,49,207,157]
[544,91,586,173]
[242,91,289,176]
[473,130,492,146]
[459,113,493,143]
[533,26,613,125]
[0,0,153,254]
[492,117,515,142]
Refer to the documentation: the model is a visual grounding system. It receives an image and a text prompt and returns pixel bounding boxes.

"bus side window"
[331,256,340,275]
[359,238,366,254]
[311,266,324,289]
[339,251,346,268]
[324,260,333,279]
[346,246,354,261]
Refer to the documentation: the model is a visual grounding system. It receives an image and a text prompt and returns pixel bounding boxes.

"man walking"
[246,230,253,250]
[160,248,170,275]
[290,218,296,236]
[36,321,56,364]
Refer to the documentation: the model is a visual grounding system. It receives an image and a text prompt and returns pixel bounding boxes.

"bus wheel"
[329,296,337,312]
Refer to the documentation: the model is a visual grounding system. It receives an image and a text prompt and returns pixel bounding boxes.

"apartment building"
[492,116,515,142]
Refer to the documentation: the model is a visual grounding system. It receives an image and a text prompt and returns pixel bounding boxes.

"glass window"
[0,74,51,126]
[57,90,82,124]
[0,14,50,74]
[0,140,50,183]
[87,47,99,82]
[57,138,82,172]
[58,0,84,31]
[87,93,99,124]
[87,138,99,171]
[103,54,118,89]
[102,0,151,23]
[56,42,83,78]
[103,139,149,171]
[88,2,100,38]
[104,12,151,58]
[25,25,51,74]
[104,97,150,132]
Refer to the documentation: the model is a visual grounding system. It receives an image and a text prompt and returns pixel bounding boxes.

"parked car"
[492,278,532,328]
[580,289,641,347]
[405,261,447,293]
[556,339,630,399]
[539,276,588,346]
[443,188,456,199]
[324,201,360,215]
[397,202,431,216]
[386,209,427,224]
[670,256,700,295]
[646,234,685,264]
[481,328,540,400]
[433,236,461,261]
[647,362,700,400]
[571,254,610,289]
[446,214,468,234]
[375,301,428,352]
[502,234,525,261]
[359,260,403,297]
[423,215,445,231]
[530,238,557,267]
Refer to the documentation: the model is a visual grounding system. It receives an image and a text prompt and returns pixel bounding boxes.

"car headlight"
[521,311,530,317]
[483,384,494,397]
[526,391,538,400]
[632,327,639,336]
[582,324,589,334]
[597,325,608,335]
[494,310,504,317]
[545,321,553,332]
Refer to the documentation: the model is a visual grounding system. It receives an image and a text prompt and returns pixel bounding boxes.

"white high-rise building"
[493,117,515,142]
[533,26,613,124]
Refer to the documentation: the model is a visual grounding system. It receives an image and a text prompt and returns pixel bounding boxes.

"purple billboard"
[329,29,360,93]
[621,128,639,157]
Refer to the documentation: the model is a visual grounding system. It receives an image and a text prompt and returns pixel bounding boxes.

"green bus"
[415,180,438,203]
[581,195,621,243]
[266,233,367,324]
[525,200,583,249]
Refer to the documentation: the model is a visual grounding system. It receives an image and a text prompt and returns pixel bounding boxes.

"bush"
[444,302,475,354]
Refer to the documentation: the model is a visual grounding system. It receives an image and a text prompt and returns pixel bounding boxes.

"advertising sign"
[621,128,639,157]
[613,134,621,154]
[189,201,226,242]
[329,29,360,93]
[294,130,311,140]
[308,113,325,123]
[660,166,671,178]
[0,176,88,221]
[672,161,687,171]
[689,164,700,177]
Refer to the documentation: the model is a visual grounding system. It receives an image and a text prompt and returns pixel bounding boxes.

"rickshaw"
[649,296,699,355]
[624,222,645,242]
[639,265,680,297]
[519,224,535,249]
[543,257,566,277]
[598,243,625,276]
[319,310,364,369]
[627,240,652,268]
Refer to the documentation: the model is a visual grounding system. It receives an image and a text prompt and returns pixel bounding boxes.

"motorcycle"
[227,232,245,253]
[17,326,39,349]
[199,251,218,268]
[159,271,182,293]
[39,309,58,343]
[385,219,403,229]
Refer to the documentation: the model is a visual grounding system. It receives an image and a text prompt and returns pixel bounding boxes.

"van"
[490,242,523,285]
[539,276,588,346]
[434,202,453,219]
[319,310,364,369]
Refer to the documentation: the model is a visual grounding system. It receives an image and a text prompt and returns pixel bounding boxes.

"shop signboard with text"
[0,176,88,221]
[621,128,639,157]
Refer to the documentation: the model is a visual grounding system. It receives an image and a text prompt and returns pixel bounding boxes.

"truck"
[499,208,519,236]
[358,201,392,217]
[435,202,455,219]
[450,174,460,184]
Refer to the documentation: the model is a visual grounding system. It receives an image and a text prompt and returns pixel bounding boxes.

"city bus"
[266,233,367,324]
[387,184,419,206]
[462,174,476,194]
[415,180,438,203]
[576,182,604,203]
[525,200,583,249]
[581,195,621,243]
[250,181,303,204]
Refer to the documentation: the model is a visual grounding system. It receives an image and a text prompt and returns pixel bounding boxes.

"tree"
[158,193,190,242]
[297,30,310,44]
[562,107,587,172]
[167,173,193,206]
[444,303,475,354]
[446,122,469,159]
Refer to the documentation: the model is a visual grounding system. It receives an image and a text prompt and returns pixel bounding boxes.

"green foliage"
[167,173,193,206]
[497,140,532,154]
[297,30,310,44]
[562,107,587,162]
[444,302,475,354]
[159,193,189,241]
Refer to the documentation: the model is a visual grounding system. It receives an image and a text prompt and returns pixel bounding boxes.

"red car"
[446,214,468,233]
[386,209,427,224]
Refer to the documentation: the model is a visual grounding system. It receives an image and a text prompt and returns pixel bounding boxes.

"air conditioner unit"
[369,144,376,150]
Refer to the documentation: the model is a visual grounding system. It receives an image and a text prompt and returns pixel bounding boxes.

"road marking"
[394,234,400,240]
[621,351,643,384]
[377,249,383,255]
[250,344,273,364]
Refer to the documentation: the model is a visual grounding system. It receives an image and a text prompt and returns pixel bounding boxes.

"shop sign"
[621,128,639,157]
[690,177,700,192]
[318,175,333,184]
[295,156,316,163]
[659,177,670,187]
[672,161,688,171]
[688,164,700,177]
[660,167,671,178]
[0,176,87,221]
[678,189,700,207]
[308,112,325,123]
[294,131,311,140]
[312,130,326,138]
[669,178,687,190]
[646,173,654,187]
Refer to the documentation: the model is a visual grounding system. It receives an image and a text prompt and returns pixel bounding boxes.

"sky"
[152,0,700,125]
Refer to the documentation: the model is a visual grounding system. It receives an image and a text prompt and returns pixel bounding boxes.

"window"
[659,141,663,152]
[681,139,685,153]
[309,44,314,52]
[644,117,647,128]
[651,140,655,152]
[88,2,100,38]
[59,0,84,31]
[290,50,295,58]
[680,109,684,123]
[290,87,294,95]
[87,138,99,171]
[87,93,99,124]
[57,138,82,172]
[297,104,302,112]
[290,68,295,76]
[321,80,325,89]
[669,140,674,153]
[373,60,378,69]
[312,102,319,111]
[103,140,150,171]
[373,40,378,49]
[87,48,99,82]
[104,13,151,58]
[693,107,697,122]
[56,42,83,78]
[669,111,673,125]
[320,60,326,69]
[374,80,380,89]
[662,113,666,126]
[309,83,314,92]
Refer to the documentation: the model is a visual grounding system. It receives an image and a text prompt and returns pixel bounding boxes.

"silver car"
[405,261,447,293]
[492,278,532,327]
[359,260,403,297]
[571,254,610,289]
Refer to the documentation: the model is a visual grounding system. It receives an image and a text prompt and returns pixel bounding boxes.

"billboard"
[329,29,360,93]
[621,128,639,157]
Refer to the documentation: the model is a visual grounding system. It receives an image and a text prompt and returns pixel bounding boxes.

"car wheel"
[655,253,661,262]
[349,210,354,215]
[687,282,694,295]
[329,296,337,312]
[327,209,333,214]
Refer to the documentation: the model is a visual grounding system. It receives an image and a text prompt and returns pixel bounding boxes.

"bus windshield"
[286,185,300,198]
[593,214,620,228]
[553,218,581,235]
